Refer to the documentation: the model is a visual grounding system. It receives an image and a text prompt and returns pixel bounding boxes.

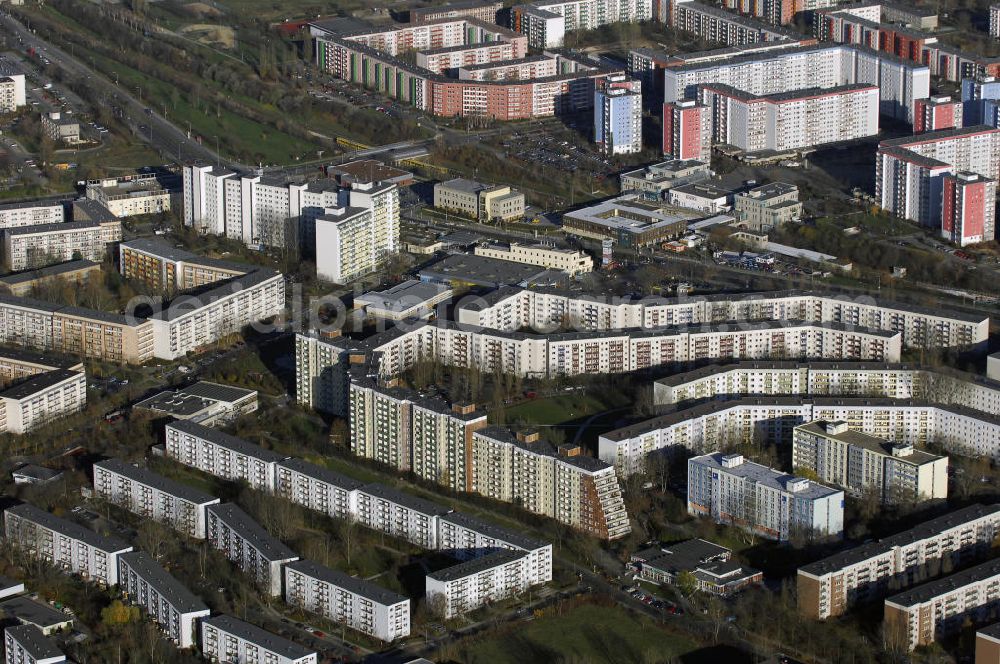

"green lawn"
[459,604,705,664]
[499,392,629,426]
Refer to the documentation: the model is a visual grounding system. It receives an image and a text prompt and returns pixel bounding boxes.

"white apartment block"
[797,503,1000,619]
[164,420,287,492]
[315,182,400,284]
[437,512,553,585]
[2,220,122,271]
[425,550,534,618]
[664,43,928,123]
[355,484,451,549]
[671,0,801,46]
[4,503,133,586]
[516,0,652,34]
[885,559,1000,651]
[0,202,63,230]
[116,551,210,648]
[205,503,299,597]
[792,420,948,504]
[687,453,845,541]
[0,74,26,113]
[652,361,1000,413]
[0,367,85,435]
[274,458,363,521]
[602,396,1000,476]
[471,428,631,540]
[148,268,285,360]
[3,625,65,664]
[511,6,566,49]
[454,287,988,351]
[284,560,410,642]
[698,83,879,153]
[349,376,487,490]
[992,5,1000,40]
[473,242,593,277]
[200,615,317,664]
[92,458,221,539]
[876,126,1000,228]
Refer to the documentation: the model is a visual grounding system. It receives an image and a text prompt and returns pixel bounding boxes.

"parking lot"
[493,118,620,179]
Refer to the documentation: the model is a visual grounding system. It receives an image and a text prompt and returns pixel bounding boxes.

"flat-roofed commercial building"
[284,560,410,642]
[205,503,299,597]
[433,178,525,222]
[2,219,122,271]
[354,280,452,321]
[4,503,133,586]
[4,624,65,664]
[797,504,1000,620]
[93,458,221,539]
[793,420,948,503]
[133,381,257,427]
[561,194,701,247]
[164,420,286,492]
[629,539,762,596]
[200,615,317,664]
[274,458,364,521]
[474,242,593,277]
[687,452,844,541]
[425,549,533,618]
[85,172,179,218]
[116,551,210,648]
[885,559,1000,651]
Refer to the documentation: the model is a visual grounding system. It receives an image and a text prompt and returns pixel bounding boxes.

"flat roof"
[800,504,1000,577]
[135,381,255,416]
[286,560,407,605]
[886,558,1000,607]
[0,260,99,286]
[0,597,73,631]
[202,615,315,659]
[206,503,299,562]
[5,503,131,553]
[0,346,79,370]
[276,458,364,492]
[670,182,736,199]
[439,511,547,551]
[180,381,256,403]
[691,453,842,501]
[979,622,1000,641]
[795,420,944,465]
[11,465,62,482]
[119,551,209,614]
[418,254,554,287]
[151,268,280,322]
[356,280,451,313]
[166,420,287,464]
[2,220,103,236]
[2,624,63,659]
[359,483,452,517]
[0,369,80,401]
[880,124,1000,148]
[562,194,702,233]
[427,549,527,581]
[94,458,219,505]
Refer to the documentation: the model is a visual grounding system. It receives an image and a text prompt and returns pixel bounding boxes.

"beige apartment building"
[118,238,247,292]
[734,182,802,232]
[793,420,948,504]
[474,242,593,277]
[433,178,525,222]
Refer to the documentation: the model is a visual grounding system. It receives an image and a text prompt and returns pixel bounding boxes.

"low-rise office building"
[561,194,700,247]
[687,453,845,541]
[3,624,65,664]
[2,219,121,271]
[733,182,802,231]
[354,280,452,321]
[474,242,593,277]
[284,560,410,642]
[205,503,299,597]
[164,419,286,492]
[133,381,257,427]
[425,550,533,618]
[793,420,948,503]
[798,503,1000,620]
[116,551,210,648]
[885,559,1000,651]
[4,503,133,586]
[200,615,317,664]
[629,539,762,596]
[93,458,221,539]
[434,178,525,222]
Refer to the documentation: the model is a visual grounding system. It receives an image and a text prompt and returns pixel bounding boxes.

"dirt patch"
[179,23,236,49]
[184,3,223,18]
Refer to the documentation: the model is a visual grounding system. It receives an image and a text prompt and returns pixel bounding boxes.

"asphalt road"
[0,12,237,169]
